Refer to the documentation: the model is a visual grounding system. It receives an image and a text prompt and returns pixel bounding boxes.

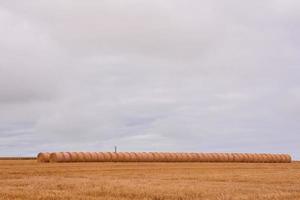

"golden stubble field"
[0,160,300,200]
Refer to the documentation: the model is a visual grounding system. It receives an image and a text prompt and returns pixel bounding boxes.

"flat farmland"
[0,160,300,200]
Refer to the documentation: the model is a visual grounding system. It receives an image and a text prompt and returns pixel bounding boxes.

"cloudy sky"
[0,1,299,158]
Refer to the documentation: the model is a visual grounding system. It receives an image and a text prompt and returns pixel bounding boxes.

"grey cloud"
[0,1,299,159]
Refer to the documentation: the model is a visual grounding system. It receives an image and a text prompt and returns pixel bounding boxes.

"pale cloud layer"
[0,1,299,159]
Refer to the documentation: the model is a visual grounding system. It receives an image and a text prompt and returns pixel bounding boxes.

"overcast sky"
[0,1,299,158]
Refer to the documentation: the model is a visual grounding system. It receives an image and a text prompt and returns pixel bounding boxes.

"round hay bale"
[261,154,268,163]
[169,153,177,162]
[130,152,138,162]
[139,152,146,162]
[175,153,183,162]
[267,154,273,163]
[258,153,265,163]
[199,153,207,162]
[271,154,279,163]
[156,153,164,162]
[161,153,167,162]
[257,153,263,163]
[246,153,252,162]
[102,152,112,162]
[284,154,292,163]
[264,154,271,163]
[216,153,222,162]
[257,154,265,163]
[188,153,195,162]
[62,152,71,162]
[218,153,224,162]
[226,153,234,162]
[253,154,258,163]
[37,152,51,163]
[163,153,170,162]
[282,154,289,163]
[241,153,248,162]
[147,152,154,162]
[193,153,199,161]
[247,153,253,162]
[165,153,172,162]
[274,154,281,163]
[122,152,131,162]
[204,153,212,162]
[278,154,284,163]
[144,152,151,162]
[69,152,78,162]
[170,152,177,162]
[219,153,226,162]
[210,153,217,162]
[194,153,201,162]
[179,153,188,162]
[236,153,243,162]
[280,154,287,163]
[77,152,85,162]
[232,153,239,162]
[252,153,259,163]
[97,152,105,161]
[182,153,189,162]
[185,153,192,162]
[240,153,247,162]
[217,153,224,162]
[274,154,282,163]
[150,152,156,162]
[124,152,131,161]
[266,154,274,163]
[272,154,279,163]
[256,154,263,163]
[238,153,246,162]
[135,152,143,162]
[215,153,223,162]
[115,152,124,162]
[151,152,159,162]
[223,153,230,162]
[200,153,209,162]
[83,152,91,162]
[181,153,188,162]
[90,152,98,162]
[109,152,118,162]
[49,152,64,163]
[239,153,246,162]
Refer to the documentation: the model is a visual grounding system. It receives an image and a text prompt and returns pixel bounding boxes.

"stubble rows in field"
[0,160,300,200]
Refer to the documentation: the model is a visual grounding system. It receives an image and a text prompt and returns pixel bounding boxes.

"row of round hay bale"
[37,152,292,163]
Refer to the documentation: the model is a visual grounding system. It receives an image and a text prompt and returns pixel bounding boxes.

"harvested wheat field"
[0,160,300,200]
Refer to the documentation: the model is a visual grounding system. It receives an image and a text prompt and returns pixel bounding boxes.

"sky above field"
[0,1,299,158]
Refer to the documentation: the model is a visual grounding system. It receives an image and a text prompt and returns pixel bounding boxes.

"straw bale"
[121,152,130,162]
[37,152,51,163]
[69,152,78,162]
[165,153,171,162]
[200,153,208,162]
[285,154,292,163]
[130,152,138,162]
[102,152,111,162]
[62,152,71,162]
[49,152,63,162]
[114,152,122,161]
[89,152,97,162]
[200,153,209,162]
[151,152,159,162]
[149,152,155,161]
[96,152,105,161]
